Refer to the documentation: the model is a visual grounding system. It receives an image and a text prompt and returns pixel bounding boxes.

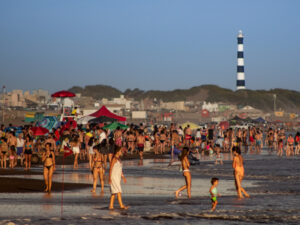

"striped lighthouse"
[236,30,245,90]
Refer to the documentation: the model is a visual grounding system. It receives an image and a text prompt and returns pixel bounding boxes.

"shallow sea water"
[0,149,300,225]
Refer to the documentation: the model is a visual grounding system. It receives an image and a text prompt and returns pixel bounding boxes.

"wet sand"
[0,150,299,224]
[0,168,90,193]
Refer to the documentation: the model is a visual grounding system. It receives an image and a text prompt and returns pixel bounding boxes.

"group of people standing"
[1,122,298,211]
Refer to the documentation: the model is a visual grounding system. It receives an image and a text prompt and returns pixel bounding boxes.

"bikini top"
[25,143,32,148]
[46,153,53,159]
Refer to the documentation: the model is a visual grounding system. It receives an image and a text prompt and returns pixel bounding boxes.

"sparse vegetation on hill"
[69,84,300,112]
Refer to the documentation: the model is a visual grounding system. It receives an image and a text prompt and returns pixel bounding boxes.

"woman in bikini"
[42,143,55,193]
[232,146,250,199]
[91,146,105,193]
[23,135,33,170]
[159,130,167,154]
[175,147,192,199]
[286,134,294,157]
[1,137,8,169]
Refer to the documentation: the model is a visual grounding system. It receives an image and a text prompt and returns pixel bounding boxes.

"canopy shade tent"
[89,116,117,124]
[89,106,126,121]
[77,116,95,125]
[180,122,200,130]
[253,117,266,123]
[76,106,126,125]
[103,122,128,130]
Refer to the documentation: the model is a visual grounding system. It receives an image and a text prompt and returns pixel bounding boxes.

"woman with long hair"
[91,146,105,193]
[175,147,192,199]
[109,146,128,210]
[232,146,250,199]
[23,135,33,170]
[42,143,55,193]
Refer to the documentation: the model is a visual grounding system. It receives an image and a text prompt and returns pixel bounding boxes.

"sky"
[0,0,300,93]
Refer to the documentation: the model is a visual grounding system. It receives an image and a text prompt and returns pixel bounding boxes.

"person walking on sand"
[175,147,192,199]
[232,146,250,199]
[109,147,129,210]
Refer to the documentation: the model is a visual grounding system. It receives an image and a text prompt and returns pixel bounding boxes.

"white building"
[202,101,219,112]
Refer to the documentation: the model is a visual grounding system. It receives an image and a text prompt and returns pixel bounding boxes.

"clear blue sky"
[0,0,299,93]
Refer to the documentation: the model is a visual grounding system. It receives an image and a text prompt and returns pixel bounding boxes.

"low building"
[160,101,187,111]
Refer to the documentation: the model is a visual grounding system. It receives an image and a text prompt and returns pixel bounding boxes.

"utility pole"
[273,94,277,114]
[2,86,5,123]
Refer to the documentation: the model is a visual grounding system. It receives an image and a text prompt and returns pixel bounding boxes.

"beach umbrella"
[89,116,117,124]
[103,122,128,130]
[180,122,200,130]
[51,90,75,98]
[37,116,60,132]
[30,126,49,136]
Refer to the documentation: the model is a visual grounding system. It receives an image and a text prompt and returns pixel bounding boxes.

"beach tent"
[219,121,229,130]
[89,116,117,124]
[89,106,126,121]
[103,122,128,130]
[77,116,95,125]
[180,122,200,130]
[77,106,126,125]
[253,117,265,123]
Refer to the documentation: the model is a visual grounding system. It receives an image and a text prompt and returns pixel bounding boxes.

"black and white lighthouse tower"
[236,30,245,90]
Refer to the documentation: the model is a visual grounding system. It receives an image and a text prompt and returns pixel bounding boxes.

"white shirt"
[17,138,24,148]
[99,132,107,143]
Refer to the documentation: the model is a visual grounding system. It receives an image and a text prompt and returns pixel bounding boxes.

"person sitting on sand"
[42,143,55,193]
[175,147,191,199]
[232,146,250,199]
[209,177,220,211]
[109,146,128,210]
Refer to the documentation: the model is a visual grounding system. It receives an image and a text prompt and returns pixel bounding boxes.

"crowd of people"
[0,121,299,210]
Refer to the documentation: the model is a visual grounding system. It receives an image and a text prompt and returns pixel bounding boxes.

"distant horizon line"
[2,83,299,94]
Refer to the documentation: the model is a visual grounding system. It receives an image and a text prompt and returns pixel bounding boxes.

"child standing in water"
[209,177,220,211]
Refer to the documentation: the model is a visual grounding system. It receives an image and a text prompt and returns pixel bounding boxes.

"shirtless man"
[8,132,17,149]
[114,127,123,147]
[232,146,250,199]
[137,130,145,160]
[126,131,136,154]
[171,130,180,158]
[184,125,192,147]
[267,128,274,152]
[45,134,57,154]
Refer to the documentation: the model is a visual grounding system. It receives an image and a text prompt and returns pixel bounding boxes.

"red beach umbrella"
[31,126,49,136]
[51,90,76,98]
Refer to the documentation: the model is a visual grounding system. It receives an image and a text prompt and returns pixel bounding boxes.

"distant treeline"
[69,84,300,112]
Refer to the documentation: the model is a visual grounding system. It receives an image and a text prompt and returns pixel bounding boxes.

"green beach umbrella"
[103,122,128,130]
